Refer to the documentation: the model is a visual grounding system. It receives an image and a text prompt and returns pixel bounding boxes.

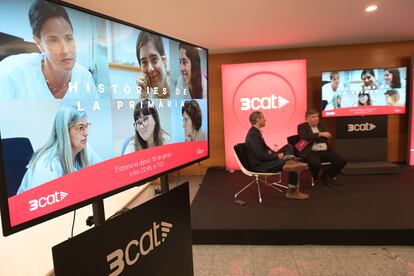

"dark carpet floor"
[191,167,414,245]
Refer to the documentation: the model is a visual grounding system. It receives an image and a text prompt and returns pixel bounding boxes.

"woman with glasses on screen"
[182,100,206,142]
[123,99,169,154]
[135,31,170,99]
[0,0,98,99]
[17,106,101,194]
[175,43,207,99]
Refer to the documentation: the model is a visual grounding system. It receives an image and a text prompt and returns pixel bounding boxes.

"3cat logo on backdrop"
[231,71,297,131]
[222,60,307,170]
[240,94,290,111]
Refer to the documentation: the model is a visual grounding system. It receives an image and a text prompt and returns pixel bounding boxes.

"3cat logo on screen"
[29,191,68,212]
[106,221,173,276]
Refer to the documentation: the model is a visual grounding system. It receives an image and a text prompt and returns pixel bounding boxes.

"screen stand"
[86,199,105,227]
[160,174,170,193]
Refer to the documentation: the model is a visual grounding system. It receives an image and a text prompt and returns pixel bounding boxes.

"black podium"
[52,182,193,276]
[335,115,400,174]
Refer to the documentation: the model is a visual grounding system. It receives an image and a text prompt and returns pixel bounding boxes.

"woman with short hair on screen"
[384,69,401,89]
[361,69,377,90]
[0,0,98,99]
[17,106,101,194]
[384,89,400,106]
[135,31,170,99]
[175,43,207,99]
[123,99,169,154]
[182,100,206,142]
[322,71,343,110]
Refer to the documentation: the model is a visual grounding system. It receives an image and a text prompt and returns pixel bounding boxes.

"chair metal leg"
[234,179,256,200]
[267,174,282,184]
[256,176,262,203]
[234,174,287,204]
[276,173,282,184]
[264,174,288,190]
[259,178,285,192]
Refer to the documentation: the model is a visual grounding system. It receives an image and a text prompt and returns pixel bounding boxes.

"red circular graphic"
[232,71,297,134]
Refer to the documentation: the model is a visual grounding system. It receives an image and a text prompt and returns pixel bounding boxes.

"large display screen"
[0,0,208,236]
[321,67,407,117]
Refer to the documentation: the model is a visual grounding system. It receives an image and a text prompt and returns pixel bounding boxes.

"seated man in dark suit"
[297,108,347,186]
[245,111,309,200]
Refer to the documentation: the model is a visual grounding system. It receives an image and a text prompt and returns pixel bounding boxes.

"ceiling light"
[365,5,378,12]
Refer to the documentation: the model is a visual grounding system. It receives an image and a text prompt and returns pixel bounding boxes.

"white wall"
[0,184,149,276]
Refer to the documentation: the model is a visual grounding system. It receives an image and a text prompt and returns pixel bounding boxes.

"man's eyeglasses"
[71,123,91,133]
[134,116,150,128]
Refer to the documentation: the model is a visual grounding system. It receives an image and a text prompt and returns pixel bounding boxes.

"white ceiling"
[65,0,414,53]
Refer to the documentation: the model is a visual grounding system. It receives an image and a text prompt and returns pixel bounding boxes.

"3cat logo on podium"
[106,221,173,276]
[222,60,307,170]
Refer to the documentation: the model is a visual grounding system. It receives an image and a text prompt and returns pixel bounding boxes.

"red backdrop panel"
[221,60,307,170]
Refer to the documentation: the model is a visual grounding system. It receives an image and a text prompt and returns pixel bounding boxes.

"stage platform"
[191,167,414,245]
[343,161,401,174]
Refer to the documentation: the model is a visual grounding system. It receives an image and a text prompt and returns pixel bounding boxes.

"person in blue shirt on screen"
[17,106,101,194]
[0,0,98,99]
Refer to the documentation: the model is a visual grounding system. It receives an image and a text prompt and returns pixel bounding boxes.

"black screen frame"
[0,0,210,236]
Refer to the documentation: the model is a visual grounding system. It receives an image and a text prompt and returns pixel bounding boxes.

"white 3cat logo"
[240,94,289,111]
[29,191,68,212]
[107,221,173,276]
[347,123,376,132]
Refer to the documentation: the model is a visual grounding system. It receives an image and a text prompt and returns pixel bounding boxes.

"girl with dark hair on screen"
[384,69,401,88]
[182,100,206,141]
[357,92,372,106]
[0,0,98,99]
[361,69,377,90]
[123,99,169,154]
[135,31,170,99]
[175,43,207,99]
